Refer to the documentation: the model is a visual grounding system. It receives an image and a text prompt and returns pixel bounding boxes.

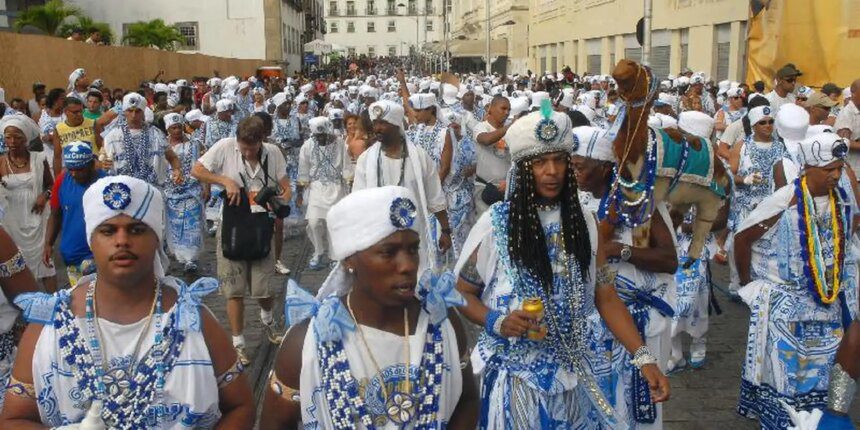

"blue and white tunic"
[736,184,859,430]
[203,118,237,149]
[728,136,787,233]
[165,137,205,264]
[0,249,25,412]
[444,129,477,262]
[19,276,223,428]
[456,203,624,429]
[671,217,713,340]
[296,137,351,220]
[102,125,169,186]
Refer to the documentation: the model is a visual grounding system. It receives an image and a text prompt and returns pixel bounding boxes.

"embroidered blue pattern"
[390,197,417,229]
[102,183,132,210]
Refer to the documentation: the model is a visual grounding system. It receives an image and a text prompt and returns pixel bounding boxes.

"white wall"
[281,3,304,74]
[68,0,268,60]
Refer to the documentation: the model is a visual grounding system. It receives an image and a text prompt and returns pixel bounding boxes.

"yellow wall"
[529,0,749,80]
[0,32,271,101]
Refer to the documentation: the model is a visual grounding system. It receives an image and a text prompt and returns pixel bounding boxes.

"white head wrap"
[441,83,459,105]
[300,83,314,94]
[647,113,678,129]
[806,124,835,139]
[572,104,596,123]
[83,175,167,277]
[309,117,333,135]
[798,132,849,168]
[506,110,573,163]
[775,104,810,145]
[368,100,405,128]
[530,92,550,110]
[508,97,530,120]
[726,87,744,98]
[207,77,222,88]
[215,99,235,113]
[796,86,814,98]
[573,126,614,162]
[328,108,344,121]
[163,113,184,129]
[68,68,86,90]
[678,111,715,139]
[185,109,205,123]
[122,93,147,111]
[153,83,169,94]
[1,114,40,142]
[409,93,437,110]
[271,92,290,108]
[748,105,773,126]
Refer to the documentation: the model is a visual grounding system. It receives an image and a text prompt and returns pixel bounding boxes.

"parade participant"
[204,99,238,149]
[51,96,111,176]
[455,110,669,429]
[717,95,770,161]
[192,116,290,364]
[260,186,479,429]
[734,133,858,430]
[83,90,104,120]
[836,80,860,180]
[571,117,678,427]
[439,111,477,262]
[766,64,802,115]
[0,175,255,428]
[44,142,106,287]
[353,100,452,269]
[0,115,56,292]
[252,88,267,113]
[345,113,371,166]
[328,108,345,139]
[296,117,351,270]
[406,93,453,184]
[680,75,716,116]
[473,95,512,215]
[164,113,208,273]
[101,93,183,187]
[201,77,223,115]
[27,83,45,119]
[37,88,66,170]
[0,224,40,413]
[66,68,90,102]
[295,97,313,143]
[184,108,207,144]
[714,87,747,143]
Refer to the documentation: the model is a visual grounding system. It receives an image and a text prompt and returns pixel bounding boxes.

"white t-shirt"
[765,90,796,115]
[198,138,288,211]
[835,102,860,174]
[473,121,511,184]
[718,117,746,148]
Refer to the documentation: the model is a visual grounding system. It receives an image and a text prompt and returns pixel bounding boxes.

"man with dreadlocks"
[454,108,670,429]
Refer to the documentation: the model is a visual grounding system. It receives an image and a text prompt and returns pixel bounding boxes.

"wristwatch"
[620,244,632,262]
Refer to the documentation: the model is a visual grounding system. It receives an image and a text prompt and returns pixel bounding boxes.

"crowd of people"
[0,60,856,429]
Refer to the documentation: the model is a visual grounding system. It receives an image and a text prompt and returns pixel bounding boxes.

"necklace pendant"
[386,391,416,424]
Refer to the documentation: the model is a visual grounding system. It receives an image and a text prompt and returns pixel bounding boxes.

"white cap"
[215,99,235,113]
[163,112,184,129]
[185,109,205,123]
[409,93,437,110]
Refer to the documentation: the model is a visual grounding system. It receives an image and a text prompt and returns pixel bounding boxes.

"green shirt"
[83,109,102,120]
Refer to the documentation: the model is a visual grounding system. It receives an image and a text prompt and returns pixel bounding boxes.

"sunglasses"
[757,119,775,126]
[783,77,797,83]
[729,96,741,100]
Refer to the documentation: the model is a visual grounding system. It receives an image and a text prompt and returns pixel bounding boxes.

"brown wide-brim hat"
[776,64,803,79]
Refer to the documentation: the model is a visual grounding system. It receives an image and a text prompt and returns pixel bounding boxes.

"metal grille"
[651,45,670,80]
[623,47,641,63]
[587,55,601,75]
[716,42,730,81]
[175,22,198,50]
[367,22,375,32]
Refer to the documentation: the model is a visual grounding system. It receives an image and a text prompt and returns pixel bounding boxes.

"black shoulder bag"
[220,153,275,261]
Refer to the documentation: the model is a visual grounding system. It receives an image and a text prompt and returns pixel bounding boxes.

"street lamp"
[484,12,515,75]
[397,2,420,70]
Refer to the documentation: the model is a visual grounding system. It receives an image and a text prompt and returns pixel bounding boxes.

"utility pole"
[642,0,652,66]
[443,0,449,72]
[485,0,491,75]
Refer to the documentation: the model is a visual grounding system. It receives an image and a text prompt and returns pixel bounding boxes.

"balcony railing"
[366,7,377,15]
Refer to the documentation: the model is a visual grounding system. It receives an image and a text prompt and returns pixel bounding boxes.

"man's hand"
[604,241,623,260]
[223,178,242,206]
[497,180,507,193]
[498,310,539,338]
[43,243,54,266]
[640,363,670,403]
[172,170,184,185]
[438,232,452,252]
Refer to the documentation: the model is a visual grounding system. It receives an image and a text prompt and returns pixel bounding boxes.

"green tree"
[122,19,184,50]
[12,0,83,36]
[59,16,115,44]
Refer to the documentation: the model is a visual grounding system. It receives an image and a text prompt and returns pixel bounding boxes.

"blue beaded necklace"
[118,124,157,184]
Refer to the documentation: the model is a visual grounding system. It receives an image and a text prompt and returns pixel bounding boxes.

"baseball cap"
[776,63,803,79]
[804,92,837,109]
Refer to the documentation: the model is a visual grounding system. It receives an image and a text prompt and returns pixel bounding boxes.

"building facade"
[66,0,323,73]
[529,0,749,81]
[0,0,45,30]
[324,0,445,58]
[449,0,530,75]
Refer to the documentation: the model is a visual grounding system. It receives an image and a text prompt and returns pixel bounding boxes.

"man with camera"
[296,116,352,270]
[192,115,290,365]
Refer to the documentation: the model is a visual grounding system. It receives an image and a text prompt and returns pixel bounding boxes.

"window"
[388,45,397,56]
[387,0,396,14]
[330,21,339,33]
[587,55,601,75]
[329,1,338,15]
[425,0,434,14]
[367,0,376,15]
[175,22,199,50]
[347,21,355,32]
[346,1,355,15]
[388,20,396,32]
[367,21,376,32]
[368,46,376,57]
[408,0,417,14]
[425,19,433,31]
[348,47,356,56]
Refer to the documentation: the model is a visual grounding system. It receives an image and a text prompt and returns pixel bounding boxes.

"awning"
[303,39,332,54]
[450,38,507,59]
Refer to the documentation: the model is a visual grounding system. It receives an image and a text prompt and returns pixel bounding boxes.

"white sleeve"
[351,150,368,192]
[297,140,311,185]
[834,108,853,133]
[198,138,226,173]
[420,149,447,213]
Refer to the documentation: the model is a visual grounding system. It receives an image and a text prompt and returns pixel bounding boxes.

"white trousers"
[306,218,329,258]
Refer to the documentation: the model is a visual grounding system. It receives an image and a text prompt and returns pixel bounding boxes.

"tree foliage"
[122,19,184,51]
[12,0,83,36]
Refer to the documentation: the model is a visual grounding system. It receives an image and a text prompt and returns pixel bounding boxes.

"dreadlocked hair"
[507,154,592,291]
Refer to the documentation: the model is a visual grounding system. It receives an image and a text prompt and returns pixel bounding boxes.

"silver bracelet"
[827,363,857,414]
[630,346,658,370]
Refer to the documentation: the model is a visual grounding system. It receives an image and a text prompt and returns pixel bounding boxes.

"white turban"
[83,175,166,277]
[300,83,314,94]
[508,97,530,119]
[506,110,573,163]
[678,111,715,140]
[153,83,169,94]
[368,100,405,128]
[647,113,678,130]
[798,132,849,168]
[185,109,205,123]
[308,117,333,135]
[573,126,615,162]
[441,83,459,105]
[0,114,41,142]
[572,104,596,123]
[68,68,85,90]
[122,93,147,111]
[748,105,774,126]
[775,104,809,146]
[530,91,550,110]
[207,77,222,88]
[328,108,344,121]
[726,87,744,98]
[164,113,184,129]
[271,92,290,108]
[215,99,235,113]
[409,93,437,110]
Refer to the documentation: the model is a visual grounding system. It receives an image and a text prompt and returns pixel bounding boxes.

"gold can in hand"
[522,297,547,341]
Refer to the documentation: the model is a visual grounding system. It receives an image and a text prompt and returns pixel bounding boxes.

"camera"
[254,186,291,219]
